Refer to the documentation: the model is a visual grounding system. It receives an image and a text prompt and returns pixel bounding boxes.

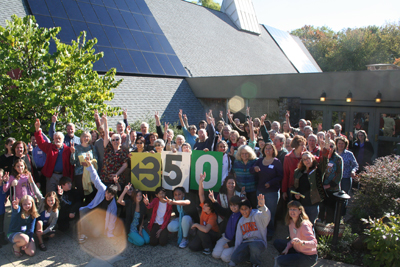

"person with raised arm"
[34,119,73,194]
[78,156,118,243]
[227,107,251,140]
[100,113,129,187]
[189,172,220,255]
[48,112,80,147]
[179,109,198,149]
[193,112,216,151]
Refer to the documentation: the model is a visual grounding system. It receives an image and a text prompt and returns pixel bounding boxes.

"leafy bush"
[351,155,400,222]
[362,213,400,267]
[317,225,360,264]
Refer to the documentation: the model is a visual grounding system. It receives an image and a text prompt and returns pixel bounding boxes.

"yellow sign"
[130,153,162,191]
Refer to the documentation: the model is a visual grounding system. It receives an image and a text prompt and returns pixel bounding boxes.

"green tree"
[0,15,122,144]
[291,22,400,72]
[194,0,221,11]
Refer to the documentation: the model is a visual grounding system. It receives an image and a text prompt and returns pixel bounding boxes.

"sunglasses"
[111,138,120,141]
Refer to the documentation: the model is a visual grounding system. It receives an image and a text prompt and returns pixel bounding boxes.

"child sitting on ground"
[189,172,220,255]
[31,177,59,251]
[57,176,81,232]
[143,186,173,246]
[8,195,40,257]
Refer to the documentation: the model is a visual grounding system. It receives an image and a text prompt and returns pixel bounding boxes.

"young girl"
[31,179,59,251]
[273,201,318,267]
[143,186,172,246]
[189,172,220,255]
[167,187,198,248]
[208,193,242,263]
[8,195,40,257]
[3,159,35,200]
[117,183,148,246]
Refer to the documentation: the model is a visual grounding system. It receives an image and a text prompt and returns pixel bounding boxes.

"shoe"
[78,234,88,244]
[252,264,259,267]
[12,246,23,258]
[203,248,211,255]
[179,238,188,248]
[39,243,47,251]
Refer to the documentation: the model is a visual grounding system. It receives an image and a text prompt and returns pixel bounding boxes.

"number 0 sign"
[131,153,162,191]
[190,150,223,192]
[161,151,191,191]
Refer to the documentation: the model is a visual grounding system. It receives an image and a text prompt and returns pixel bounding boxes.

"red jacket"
[146,198,173,231]
[282,150,301,193]
[34,130,73,179]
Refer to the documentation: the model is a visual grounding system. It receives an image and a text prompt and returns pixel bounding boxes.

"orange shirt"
[200,203,219,233]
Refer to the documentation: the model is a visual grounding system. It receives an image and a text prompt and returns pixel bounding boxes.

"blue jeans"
[341,177,352,215]
[303,204,319,225]
[273,239,317,267]
[258,191,279,237]
[128,229,150,246]
[230,241,265,265]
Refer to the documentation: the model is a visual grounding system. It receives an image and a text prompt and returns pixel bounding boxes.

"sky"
[213,0,400,32]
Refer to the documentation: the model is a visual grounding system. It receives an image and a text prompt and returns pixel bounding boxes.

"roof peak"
[221,0,261,34]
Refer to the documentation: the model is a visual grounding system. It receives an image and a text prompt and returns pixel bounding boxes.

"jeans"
[128,229,150,246]
[258,191,279,237]
[303,204,319,225]
[230,241,265,265]
[273,239,317,267]
[167,215,193,238]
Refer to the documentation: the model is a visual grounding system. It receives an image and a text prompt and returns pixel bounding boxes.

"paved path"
[0,202,359,267]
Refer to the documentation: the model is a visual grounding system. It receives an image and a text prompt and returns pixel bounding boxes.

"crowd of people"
[0,107,374,267]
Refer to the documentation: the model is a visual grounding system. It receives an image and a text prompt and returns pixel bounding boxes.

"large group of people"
[0,106,374,267]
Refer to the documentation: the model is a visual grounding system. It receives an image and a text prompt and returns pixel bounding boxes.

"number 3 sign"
[131,153,162,191]
[161,151,191,191]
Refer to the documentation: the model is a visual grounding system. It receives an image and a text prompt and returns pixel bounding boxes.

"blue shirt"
[225,212,242,242]
[8,206,36,239]
[53,147,64,173]
[338,149,358,178]
[182,126,198,149]
[32,132,50,168]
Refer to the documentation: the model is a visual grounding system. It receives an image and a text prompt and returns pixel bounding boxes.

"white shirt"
[155,202,167,225]
[221,153,232,185]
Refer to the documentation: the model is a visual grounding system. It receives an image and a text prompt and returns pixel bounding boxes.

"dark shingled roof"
[0,0,29,28]
[146,0,298,77]
[107,76,205,128]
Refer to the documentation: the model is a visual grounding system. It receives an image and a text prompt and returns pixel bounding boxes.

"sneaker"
[179,238,189,248]
[252,264,259,267]
[203,248,211,255]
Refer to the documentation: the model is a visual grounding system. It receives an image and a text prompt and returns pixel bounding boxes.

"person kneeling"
[78,156,117,243]
[230,195,271,267]
[273,200,317,267]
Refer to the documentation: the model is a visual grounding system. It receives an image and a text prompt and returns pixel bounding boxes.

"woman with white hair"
[100,114,129,188]
[232,145,258,208]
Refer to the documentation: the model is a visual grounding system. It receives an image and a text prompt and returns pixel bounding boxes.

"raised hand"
[123,183,132,192]
[183,114,187,121]
[52,112,58,123]
[27,142,33,152]
[257,194,265,207]
[35,119,41,131]
[227,109,233,121]
[217,134,222,143]
[70,142,75,154]
[94,109,99,120]
[199,172,206,183]
[318,123,323,132]
[57,185,63,195]
[164,122,169,132]
[219,110,223,119]
[143,194,149,205]
[286,110,290,118]
[123,108,128,119]
[126,125,131,135]
[113,175,119,184]
[208,190,216,203]
[349,131,354,140]
[178,109,183,118]
[260,114,267,125]
[246,106,250,116]
[163,196,173,205]
[12,197,19,210]
[3,172,9,182]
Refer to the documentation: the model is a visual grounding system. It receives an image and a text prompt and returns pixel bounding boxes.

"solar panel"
[264,25,320,73]
[27,0,188,77]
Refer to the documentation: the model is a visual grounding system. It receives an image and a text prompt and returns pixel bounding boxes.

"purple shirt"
[250,158,283,194]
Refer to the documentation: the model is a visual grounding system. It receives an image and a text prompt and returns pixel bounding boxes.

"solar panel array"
[26,0,188,77]
[264,25,320,73]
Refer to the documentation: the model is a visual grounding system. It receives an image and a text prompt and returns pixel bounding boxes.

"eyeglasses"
[111,138,120,141]
[330,145,334,148]
[154,144,162,147]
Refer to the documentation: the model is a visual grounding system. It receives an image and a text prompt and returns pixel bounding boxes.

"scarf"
[177,203,185,245]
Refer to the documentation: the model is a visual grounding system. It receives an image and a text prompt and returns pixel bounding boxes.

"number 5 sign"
[161,151,191,192]
[190,150,223,192]
[131,153,162,191]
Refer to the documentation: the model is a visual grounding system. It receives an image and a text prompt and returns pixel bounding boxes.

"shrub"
[362,213,400,267]
[351,155,400,222]
[317,225,359,264]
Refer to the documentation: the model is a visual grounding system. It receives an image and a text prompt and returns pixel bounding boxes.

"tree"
[291,22,400,72]
[0,15,122,144]
[192,0,221,11]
